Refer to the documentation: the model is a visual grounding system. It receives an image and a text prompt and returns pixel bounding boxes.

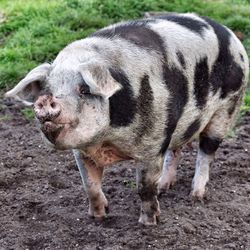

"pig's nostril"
[38,103,43,109]
[51,102,56,108]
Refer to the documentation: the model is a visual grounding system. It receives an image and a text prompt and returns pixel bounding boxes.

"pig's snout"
[34,95,61,123]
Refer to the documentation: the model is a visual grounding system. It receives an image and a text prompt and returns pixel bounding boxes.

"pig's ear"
[4,63,51,105]
[78,61,122,99]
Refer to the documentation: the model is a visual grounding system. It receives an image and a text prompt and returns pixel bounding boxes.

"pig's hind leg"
[158,149,181,194]
[192,104,241,199]
[73,150,108,219]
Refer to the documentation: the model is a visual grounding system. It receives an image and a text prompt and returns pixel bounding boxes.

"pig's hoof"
[88,204,109,219]
[138,203,160,226]
[138,213,159,226]
[88,211,107,221]
[158,178,176,194]
[191,187,206,201]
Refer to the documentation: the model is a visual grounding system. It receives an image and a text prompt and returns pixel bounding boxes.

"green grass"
[242,87,250,112]
[123,180,137,189]
[0,0,250,109]
[21,107,35,120]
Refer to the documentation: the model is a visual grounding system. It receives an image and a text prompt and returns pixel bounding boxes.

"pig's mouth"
[39,118,79,147]
[40,121,66,144]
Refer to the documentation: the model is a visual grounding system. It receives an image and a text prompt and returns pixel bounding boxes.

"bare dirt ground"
[0,99,249,250]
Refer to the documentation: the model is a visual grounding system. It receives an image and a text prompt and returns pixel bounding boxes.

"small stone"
[183,223,196,234]
[26,157,33,162]
[223,243,236,249]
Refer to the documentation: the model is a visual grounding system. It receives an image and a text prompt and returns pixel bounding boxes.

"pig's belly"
[83,143,131,167]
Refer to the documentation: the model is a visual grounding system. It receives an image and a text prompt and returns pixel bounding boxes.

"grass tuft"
[21,107,35,120]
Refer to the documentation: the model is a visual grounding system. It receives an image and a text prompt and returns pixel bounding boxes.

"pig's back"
[87,13,248,154]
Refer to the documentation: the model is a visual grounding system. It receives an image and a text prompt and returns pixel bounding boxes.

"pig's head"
[5,59,122,149]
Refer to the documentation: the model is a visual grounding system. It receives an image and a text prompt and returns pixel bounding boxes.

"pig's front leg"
[136,158,162,225]
[158,149,181,193]
[73,150,108,219]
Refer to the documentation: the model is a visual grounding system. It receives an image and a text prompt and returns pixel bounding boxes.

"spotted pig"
[5,13,249,225]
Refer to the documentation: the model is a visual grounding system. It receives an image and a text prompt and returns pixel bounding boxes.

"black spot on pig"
[109,68,137,127]
[199,134,222,155]
[177,51,186,69]
[222,62,244,98]
[240,53,244,62]
[160,65,189,155]
[227,94,241,116]
[182,119,201,142]
[92,45,100,52]
[135,75,154,143]
[194,57,209,109]
[156,14,209,36]
[92,21,167,55]
[203,17,244,99]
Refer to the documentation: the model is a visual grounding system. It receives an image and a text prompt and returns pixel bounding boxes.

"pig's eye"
[79,83,91,97]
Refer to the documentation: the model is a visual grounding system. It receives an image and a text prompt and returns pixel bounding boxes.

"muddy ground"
[0,99,249,250]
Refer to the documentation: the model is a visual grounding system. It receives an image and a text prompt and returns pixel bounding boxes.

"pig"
[5,13,249,225]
